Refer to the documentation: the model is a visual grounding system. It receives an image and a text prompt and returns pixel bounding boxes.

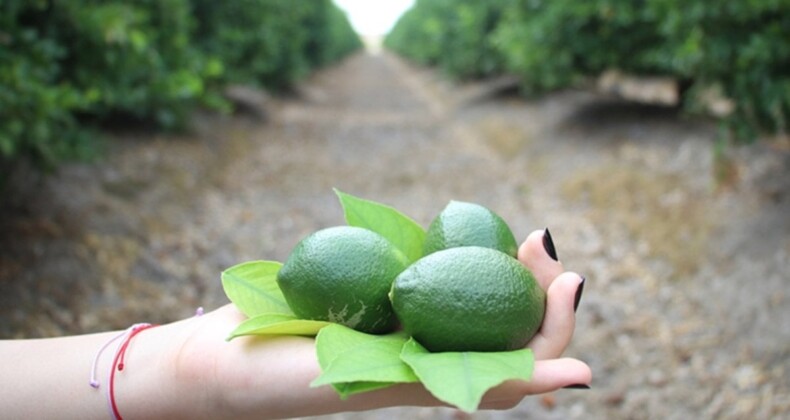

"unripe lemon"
[424,201,518,257]
[390,246,545,352]
[277,226,410,334]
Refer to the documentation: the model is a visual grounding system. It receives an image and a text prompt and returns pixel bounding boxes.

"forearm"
[0,302,590,419]
[0,311,324,420]
[0,318,205,419]
[0,330,124,419]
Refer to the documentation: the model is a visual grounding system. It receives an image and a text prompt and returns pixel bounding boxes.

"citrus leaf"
[330,381,394,399]
[312,324,418,398]
[334,188,426,263]
[221,260,292,317]
[400,339,535,413]
[227,313,330,340]
[313,327,417,385]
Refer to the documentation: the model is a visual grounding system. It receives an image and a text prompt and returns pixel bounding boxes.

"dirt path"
[1,52,789,419]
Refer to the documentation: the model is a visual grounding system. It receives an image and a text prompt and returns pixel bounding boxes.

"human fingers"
[343,357,591,414]
[479,358,592,409]
[527,272,585,360]
[518,229,564,291]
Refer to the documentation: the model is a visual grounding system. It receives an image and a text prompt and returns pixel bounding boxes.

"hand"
[155,229,590,419]
[480,229,591,409]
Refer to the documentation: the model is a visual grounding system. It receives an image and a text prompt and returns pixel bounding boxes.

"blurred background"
[1,1,788,418]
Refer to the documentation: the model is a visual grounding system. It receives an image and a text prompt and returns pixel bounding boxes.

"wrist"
[113,317,218,419]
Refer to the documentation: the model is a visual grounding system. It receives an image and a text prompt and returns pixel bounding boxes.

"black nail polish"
[542,228,558,261]
[574,276,585,313]
[563,384,591,389]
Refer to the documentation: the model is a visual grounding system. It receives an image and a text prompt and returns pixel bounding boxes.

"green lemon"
[390,246,545,352]
[423,200,518,257]
[277,226,410,334]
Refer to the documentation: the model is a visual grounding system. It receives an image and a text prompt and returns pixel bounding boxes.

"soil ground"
[1,52,789,419]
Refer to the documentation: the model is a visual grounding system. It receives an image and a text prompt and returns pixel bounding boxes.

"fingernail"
[542,228,558,261]
[563,384,591,389]
[574,276,585,313]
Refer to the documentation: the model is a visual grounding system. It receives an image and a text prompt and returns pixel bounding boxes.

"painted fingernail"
[574,276,585,313]
[563,384,591,389]
[542,228,558,261]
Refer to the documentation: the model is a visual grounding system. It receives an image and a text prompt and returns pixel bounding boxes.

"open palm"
[167,229,590,419]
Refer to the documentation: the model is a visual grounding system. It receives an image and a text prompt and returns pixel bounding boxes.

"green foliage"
[400,338,534,413]
[56,0,210,129]
[228,314,331,339]
[323,2,364,64]
[335,188,426,264]
[1,0,95,167]
[191,0,361,90]
[386,0,790,141]
[649,0,790,139]
[1,0,361,169]
[221,260,290,317]
[493,0,670,94]
[312,324,418,398]
[385,0,507,79]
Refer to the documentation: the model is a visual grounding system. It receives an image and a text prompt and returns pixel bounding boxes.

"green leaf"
[400,339,535,413]
[334,189,426,263]
[221,260,293,317]
[312,324,418,398]
[330,381,394,399]
[227,313,330,340]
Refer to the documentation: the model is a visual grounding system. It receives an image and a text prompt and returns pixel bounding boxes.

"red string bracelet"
[108,323,158,420]
[89,308,202,419]
[89,323,158,420]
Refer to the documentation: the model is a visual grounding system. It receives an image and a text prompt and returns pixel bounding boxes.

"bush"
[191,0,361,90]
[1,0,212,168]
[1,1,94,167]
[387,0,790,141]
[1,0,361,169]
[649,0,790,139]
[56,0,211,129]
[385,0,506,79]
[321,2,364,65]
[493,0,671,94]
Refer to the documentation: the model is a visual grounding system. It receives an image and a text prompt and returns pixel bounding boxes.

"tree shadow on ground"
[561,98,685,130]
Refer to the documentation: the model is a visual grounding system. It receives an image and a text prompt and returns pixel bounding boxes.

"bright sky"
[333,0,415,36]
